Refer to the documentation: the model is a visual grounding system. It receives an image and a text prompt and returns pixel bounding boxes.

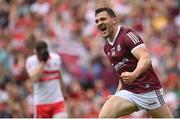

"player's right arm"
[25,57,44,83]
[116,80,122,93]
[28,62,44,82]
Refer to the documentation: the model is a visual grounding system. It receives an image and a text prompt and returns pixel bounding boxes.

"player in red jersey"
[25,41,68,118]
[95,7,173,118]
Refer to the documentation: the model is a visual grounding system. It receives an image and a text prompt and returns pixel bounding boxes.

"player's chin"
[101,32,109,38]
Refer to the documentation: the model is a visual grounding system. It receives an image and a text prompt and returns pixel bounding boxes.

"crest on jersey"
[107,52,111,56]
[111,47,116,56]
[111,50,115,56]
[117,44,121,51]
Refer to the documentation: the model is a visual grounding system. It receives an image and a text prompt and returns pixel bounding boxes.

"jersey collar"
[107,26,121,46]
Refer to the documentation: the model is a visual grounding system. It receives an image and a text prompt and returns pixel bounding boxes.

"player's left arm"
[131,45,151,77]
[132,44,151,74]
[121,45,151,84]
[59,70,67,100]
[57,55,67,100]
[121,31,151,83]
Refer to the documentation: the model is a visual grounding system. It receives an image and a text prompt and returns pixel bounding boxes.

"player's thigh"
[99,95,138,118]
[147,104,173,118]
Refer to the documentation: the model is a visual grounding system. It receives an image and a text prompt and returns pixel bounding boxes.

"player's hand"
[36,61,45,74]
[39,61,45,65]
[39,61,45,69]
[28,61,45,82]
[120,72,137,84]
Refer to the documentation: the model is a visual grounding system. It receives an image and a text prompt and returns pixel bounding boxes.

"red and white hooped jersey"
[26,53,64,105]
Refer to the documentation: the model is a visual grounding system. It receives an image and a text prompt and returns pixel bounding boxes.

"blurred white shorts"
[114,88,165,110]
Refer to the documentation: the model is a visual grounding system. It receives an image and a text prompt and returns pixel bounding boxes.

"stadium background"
[0,0,179,118]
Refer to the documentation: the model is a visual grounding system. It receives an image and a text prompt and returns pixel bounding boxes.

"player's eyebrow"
[95,16,107,23]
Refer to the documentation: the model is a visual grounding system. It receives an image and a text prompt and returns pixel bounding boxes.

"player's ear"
[112,17,117,24]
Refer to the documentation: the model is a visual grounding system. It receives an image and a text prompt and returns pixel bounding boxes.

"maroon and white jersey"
[26,53,64,105]
[104,26,162,93]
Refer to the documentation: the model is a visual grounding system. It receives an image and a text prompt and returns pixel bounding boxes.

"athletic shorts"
[34,101,67,118]
[114,88,165,110]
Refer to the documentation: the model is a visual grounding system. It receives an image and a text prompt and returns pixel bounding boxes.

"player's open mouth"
[98,25,107,32]
[100,27,107,32]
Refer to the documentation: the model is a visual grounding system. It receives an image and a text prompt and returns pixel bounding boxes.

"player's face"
[95,11,114,38]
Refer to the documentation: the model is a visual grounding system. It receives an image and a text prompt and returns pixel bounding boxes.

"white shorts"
[114,88,165,110]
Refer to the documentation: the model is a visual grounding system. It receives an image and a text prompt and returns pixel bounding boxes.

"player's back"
[26,53,64,105]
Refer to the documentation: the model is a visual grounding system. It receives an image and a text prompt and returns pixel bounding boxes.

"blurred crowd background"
[0,0,179,118]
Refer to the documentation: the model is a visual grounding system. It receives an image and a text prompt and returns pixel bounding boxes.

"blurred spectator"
[0,1,9,29]
[0,0,179,118]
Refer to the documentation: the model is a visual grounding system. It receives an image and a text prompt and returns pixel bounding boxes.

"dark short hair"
[35,40,49,62]
[95,7,116,18]
[35,40,48,53]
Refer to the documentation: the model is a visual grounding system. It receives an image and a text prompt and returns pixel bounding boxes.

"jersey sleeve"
[54,54,62,67]
[124,31,145,53]
[25,57,36,75]
[58,55,62,66]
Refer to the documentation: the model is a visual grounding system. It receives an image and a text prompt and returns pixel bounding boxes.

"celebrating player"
[95,7,173,118]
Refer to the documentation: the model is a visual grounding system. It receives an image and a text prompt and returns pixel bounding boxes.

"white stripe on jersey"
[127,33,136,44]
[129,32,139,43]
[127,32,139,44]
[131,44,145,53]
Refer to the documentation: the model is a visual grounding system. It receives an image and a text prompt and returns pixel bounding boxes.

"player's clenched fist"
[120,72,137,84]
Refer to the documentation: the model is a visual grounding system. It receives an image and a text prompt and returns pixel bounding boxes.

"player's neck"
[108,25,119,43]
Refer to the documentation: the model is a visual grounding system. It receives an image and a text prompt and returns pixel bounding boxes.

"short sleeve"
[25,57,36,74]
[54,54,63,75]
[53,54,62,67]
[124,31,145,53]
[57,55,62,65]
